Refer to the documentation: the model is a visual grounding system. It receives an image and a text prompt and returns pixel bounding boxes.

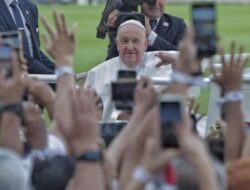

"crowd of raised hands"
[0,11,249,190]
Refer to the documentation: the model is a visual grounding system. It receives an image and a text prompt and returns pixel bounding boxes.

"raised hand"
[176,28,200,75]
[154,51,178,68]
[107,9,119,28]
[41,11,77,67]
[22,101,47,150]
[57,88,99,155]
[211,42,248,93]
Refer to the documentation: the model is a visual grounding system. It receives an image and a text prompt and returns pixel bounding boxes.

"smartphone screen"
[0,45,12,78]
[0,45,12,62]
[160,101,182,148]
[117,70,136,79]
[0,31,23,60]
[111,80,137,110]
[100,121,127,146]
[192,3,216,58]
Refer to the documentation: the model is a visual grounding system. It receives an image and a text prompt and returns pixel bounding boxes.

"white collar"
[118,55,145,74]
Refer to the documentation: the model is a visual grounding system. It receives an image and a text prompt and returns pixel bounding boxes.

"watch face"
[77,151,102,162]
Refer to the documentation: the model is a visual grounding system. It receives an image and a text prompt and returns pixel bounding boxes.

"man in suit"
[105,0,187,60]
[0,0,55,74]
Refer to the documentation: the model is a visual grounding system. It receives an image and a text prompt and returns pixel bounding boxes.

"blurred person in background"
[0,148,31,190]
[106,0,186,60]
[0,0,55,74]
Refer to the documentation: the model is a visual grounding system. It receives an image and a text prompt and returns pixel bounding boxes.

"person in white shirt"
[85,19,178,119]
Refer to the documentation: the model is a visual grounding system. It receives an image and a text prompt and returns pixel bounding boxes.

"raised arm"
[211,43,247,162]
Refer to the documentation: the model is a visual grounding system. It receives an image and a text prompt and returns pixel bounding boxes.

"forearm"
[167,82,188,96]
[0,112,23,155]
[225,102,245,161]
[152,36,178,51]
[124,180,145,190]
[107,106,147,165]
[55,75,75,129]
[194,157,219,190]
[44,98,54,120]
[67,162,104,190]
[241,133,250,158]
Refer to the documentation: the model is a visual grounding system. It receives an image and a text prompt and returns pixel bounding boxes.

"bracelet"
[217,91,243,105]
[55,66,74,77]
[171,71,207,87]
[25,148,64,160]
[132,166,152,184]
[0,102,24,120]
[76,150,102,162]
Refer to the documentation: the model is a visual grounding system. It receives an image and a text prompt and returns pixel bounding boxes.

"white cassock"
[84,51,200,120]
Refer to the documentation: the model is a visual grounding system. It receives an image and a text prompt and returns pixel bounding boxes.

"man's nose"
[126,41,134,50]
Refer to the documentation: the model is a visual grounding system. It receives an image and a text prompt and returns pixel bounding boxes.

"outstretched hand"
[176,28,200,75]
[56,88,99,155]
[211,42,248,93]
[41,11,77,67]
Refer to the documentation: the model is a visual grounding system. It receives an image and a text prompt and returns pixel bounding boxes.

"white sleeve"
[84,70,96,89]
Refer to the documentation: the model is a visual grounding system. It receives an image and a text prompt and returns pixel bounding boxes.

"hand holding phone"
[0,31,23,60]
[112,70,137,110]
[159,94,185,148]
[0,45,12,78]
[192,2,217,58]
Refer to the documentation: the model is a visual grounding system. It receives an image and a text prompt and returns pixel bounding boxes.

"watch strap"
[76,150,102,162]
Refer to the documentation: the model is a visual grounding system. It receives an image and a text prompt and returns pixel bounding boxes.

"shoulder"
[20,0,36,7]
[162,13,186,25]
[19,0,38,16]
[89,57,118,73]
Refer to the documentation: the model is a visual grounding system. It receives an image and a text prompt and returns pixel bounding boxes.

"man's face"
[116,24,148,68]
[141,0,165,19]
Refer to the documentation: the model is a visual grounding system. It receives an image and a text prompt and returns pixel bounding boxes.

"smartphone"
[117,70,136,79]
[0,45,12,78]
[100,121,127,146]
[0,45,12,62]
[192,2,217,58]
[159,94,185,148]
[111,79,137,110]
[0,31,23,60]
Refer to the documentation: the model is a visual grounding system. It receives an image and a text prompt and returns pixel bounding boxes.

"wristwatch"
[76,150,102,162]
[0,102,24,119]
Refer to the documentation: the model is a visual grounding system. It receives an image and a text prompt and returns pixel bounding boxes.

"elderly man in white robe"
[84,19,197,119]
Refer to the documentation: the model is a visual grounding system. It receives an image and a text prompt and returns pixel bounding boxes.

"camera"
[0,30,23,60]
[100,121,127,146]
[97,0,157,39]
[111,79,137,110]
[111,70,137,110]
[192,2,217,58]
[159,94,185,148]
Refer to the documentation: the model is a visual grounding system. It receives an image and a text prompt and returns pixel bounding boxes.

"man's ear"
[115,37,118,45]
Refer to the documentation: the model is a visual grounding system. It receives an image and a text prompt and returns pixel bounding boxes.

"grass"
[37,4,250,113]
